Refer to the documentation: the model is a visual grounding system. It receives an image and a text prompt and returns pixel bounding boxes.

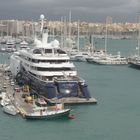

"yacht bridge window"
[56,49,66,54]
[45,49,52,54]
[31,66,73,71]
[33,49,42,54]
[36,67,73,71]
[29,59,68,63]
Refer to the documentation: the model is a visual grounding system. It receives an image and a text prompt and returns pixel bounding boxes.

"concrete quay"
[0,66,33,117]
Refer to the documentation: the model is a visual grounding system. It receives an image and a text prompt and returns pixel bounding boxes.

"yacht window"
[33,49,42,54]
[57,49,66,54]
[45,49,52,53]
[31,59,39,63]
[38,60,68,63]
[36,67,72,71]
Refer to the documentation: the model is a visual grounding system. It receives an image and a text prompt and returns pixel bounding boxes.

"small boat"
[24,103,71,120]
[0,93,10,106]
[70,52,90,62]
[68,114,75,120]
[129,58,140,69]
[20,40,29,50]
[3,104,18,116]
[20,40,28,45]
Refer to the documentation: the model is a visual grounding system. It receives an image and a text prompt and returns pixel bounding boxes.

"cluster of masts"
[0,14,140,68]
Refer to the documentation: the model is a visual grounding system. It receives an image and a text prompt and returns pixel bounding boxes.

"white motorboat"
[3,104,18,116]
[19,40,29,50]
[0,93,10,106]
[20,40,28,45]
[70,52,90,62]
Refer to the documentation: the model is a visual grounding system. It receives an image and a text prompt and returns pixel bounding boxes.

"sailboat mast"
[77,20,80,52]
[40,14,44,36]
[63,17,67,48]
[7,22,9,38]
[0,21,2,38]
[105,21,108,53]
[68,10,71,40]
[60,17,63,48]
[138,13,140,56]
[31,19,35,39]
[91,35,95,53]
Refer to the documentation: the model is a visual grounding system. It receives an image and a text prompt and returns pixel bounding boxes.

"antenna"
[40,14,45,33]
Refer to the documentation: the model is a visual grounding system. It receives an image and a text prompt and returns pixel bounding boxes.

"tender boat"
[24,102,71,120]
[25,107,71,120]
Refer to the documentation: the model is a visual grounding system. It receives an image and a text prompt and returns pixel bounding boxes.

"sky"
[0,0,140,22]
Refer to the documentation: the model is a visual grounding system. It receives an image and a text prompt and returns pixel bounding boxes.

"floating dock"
[45,97,97,105]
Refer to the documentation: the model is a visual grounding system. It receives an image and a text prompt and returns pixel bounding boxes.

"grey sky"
[0,0,140,22]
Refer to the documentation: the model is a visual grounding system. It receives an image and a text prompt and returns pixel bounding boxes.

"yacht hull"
[16,67,91,100]
[129,62,140,69]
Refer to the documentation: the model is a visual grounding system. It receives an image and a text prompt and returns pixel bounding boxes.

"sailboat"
[69,20,91,62]
[129,14,140,69]
[86,19,128,65]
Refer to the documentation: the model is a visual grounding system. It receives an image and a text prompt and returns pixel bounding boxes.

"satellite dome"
[40,14,45,20]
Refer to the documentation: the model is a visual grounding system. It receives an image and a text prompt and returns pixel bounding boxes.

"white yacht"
[129,55,140,69]
[10,15,92,101]
[92,53,128,65]
[86,50,106,63]
[70,51,90,62]
[0,93,10,106]
[3,104,18,116]
[20,40,28,45]
[20,40,29,49]
[6,38,16,52]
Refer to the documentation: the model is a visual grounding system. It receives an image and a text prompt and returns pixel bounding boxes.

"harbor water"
[0,39,140,140]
